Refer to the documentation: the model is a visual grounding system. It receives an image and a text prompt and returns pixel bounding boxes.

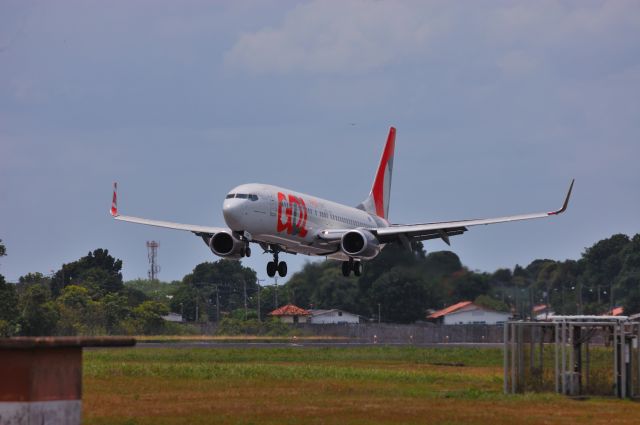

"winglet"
[548,179,574,216]
[110,182,118,217]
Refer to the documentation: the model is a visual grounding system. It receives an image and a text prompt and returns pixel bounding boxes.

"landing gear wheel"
[277,261,288,277]
[353,262,362,277]
[245,246,251,257]
[342,261,351,277]
[267,261,277,278]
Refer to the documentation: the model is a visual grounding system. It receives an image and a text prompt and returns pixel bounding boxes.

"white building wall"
[443,309,510,325]
[278,316,309,324]
[310,311,359,324]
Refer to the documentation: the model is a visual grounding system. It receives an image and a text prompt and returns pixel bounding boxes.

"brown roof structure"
[427,301,473,319]
[533,304,550,314]
[268,304,311,317]
[609,306,624,316]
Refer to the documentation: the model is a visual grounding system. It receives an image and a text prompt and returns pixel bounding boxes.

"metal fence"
[504,316,640,398]
[295,323,505,344]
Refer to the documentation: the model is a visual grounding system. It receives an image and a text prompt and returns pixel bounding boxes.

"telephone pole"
[243,279,248,320]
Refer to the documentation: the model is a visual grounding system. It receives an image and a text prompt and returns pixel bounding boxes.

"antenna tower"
[146,241,160,281]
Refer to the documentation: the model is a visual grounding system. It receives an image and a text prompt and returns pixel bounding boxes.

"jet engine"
[208,231,245,259]
[340,229,380,260]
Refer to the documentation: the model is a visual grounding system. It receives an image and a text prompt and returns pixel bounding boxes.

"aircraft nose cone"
[223,199,244,230]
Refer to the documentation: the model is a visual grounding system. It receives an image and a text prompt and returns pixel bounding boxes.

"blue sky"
[1,0,638,283]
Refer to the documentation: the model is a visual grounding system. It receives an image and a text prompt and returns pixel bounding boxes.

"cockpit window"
[236,194,248,199]
[249,194,258,201]
[225,194,235,199]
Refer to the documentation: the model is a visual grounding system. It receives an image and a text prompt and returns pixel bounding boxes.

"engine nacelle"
[340,229,380,260]
[209,231,244,259]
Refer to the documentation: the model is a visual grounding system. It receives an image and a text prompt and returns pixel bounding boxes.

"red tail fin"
[357,127,396,220]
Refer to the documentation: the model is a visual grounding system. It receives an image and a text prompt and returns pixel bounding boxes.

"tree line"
[279,233,640,322]
[0,248,172,336]
[0,233,638,335]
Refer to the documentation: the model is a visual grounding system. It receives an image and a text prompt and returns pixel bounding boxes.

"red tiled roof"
[533,304,549,313]
[268,304,311,317]
[427,301,473,319]
[610,306,624,316]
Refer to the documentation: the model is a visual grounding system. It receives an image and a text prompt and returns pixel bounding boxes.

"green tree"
[125,279,179,304]
[0,274,19,336]
[257,284,278,320]
[180,260,258,320]
[449,270,490,303]
[308,268,361,312]
[0,239,6,258]
[55,285,105,335]
[285,261,332,308]
[474,294,509,312]
[583,234,630,287]
[170,283,200,321]
[371,268,429,323]
[50,249,123,297]
[18,284,58,336]
[102,293,132,334]
[131,301,169,334]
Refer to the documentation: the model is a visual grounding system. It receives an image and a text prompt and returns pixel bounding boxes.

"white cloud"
[225,0,640,76]
[225,0,446,74]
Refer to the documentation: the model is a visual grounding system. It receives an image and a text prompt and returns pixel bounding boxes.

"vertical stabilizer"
[357,127,396,220]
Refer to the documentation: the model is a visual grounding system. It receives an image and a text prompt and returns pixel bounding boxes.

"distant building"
[162,312,184,322]
[269,304,311,324]
[309,309,361,324]
[427,301,511,325]
[607,306,624,316]
[533,304,556,320]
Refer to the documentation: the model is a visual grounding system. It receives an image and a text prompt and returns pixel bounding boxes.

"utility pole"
[378,303,381,324]
[610,281,614,313]
[243,279,248,320]
[195,297,199,323]
[529,286,534,320]
[257,279,265,321]
[216,285,220,322]
[577,282,583,315]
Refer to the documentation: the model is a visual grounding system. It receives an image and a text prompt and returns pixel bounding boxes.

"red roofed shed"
[269,304,311,324]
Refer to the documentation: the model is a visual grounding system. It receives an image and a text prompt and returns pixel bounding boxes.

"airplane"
[110,127,574,278]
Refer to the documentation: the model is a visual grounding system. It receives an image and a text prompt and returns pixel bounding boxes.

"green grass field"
[83,346,640,424]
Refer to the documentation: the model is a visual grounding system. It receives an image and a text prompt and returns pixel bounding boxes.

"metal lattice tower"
[146,241,160,281]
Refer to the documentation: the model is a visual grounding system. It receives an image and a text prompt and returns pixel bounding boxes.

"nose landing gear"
[266,250,287,278]
[341,259,362,277]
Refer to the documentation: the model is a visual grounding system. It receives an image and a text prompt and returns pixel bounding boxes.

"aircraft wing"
[374,179,574,245]
[110,183,225,235]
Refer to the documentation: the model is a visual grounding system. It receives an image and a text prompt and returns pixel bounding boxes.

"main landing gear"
[266,251,287,278]
[341,259,362,277]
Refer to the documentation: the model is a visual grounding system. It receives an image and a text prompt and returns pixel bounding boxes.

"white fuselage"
[222,183,388,260]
